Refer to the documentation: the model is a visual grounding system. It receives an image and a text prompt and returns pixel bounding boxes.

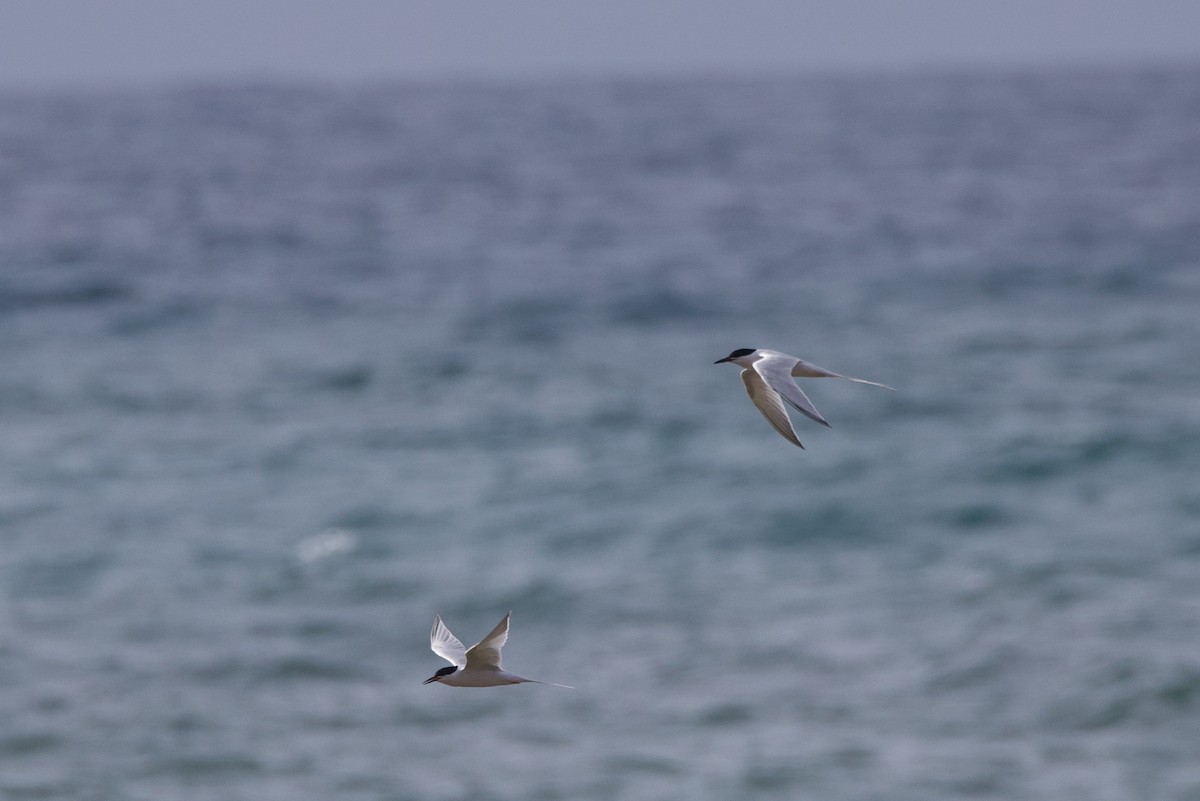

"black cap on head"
[423,665,458,684]
[714,348,757,364]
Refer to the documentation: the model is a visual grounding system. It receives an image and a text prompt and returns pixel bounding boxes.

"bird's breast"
[441,670,524,687]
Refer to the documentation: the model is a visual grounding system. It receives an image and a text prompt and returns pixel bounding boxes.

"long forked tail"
[791,359,894,390]
[835,375,895,391]
[525,678,575,689]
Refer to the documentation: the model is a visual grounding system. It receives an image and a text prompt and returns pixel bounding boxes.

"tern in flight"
[423,612,572,688]
[714,348,893,449]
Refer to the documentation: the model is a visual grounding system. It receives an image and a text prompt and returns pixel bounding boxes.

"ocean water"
[1,65,1199,800]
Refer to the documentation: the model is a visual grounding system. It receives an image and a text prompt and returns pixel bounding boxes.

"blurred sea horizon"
[2,62,1199,800]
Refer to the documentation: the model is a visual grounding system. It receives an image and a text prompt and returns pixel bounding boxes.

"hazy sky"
[3,0,1199,87]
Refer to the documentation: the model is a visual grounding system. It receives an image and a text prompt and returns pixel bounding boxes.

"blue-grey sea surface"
[1,66,1199,800]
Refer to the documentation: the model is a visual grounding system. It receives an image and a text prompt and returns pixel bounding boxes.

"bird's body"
[423,612,571,688]
[432,666,529,688]
[714,348,893,448]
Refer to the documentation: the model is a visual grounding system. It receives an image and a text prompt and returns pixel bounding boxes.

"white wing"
[741,369,805,448]
[752,354,831,427]
[465,612,510,671]
[430,615,467,668]
[790,357,894,390]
